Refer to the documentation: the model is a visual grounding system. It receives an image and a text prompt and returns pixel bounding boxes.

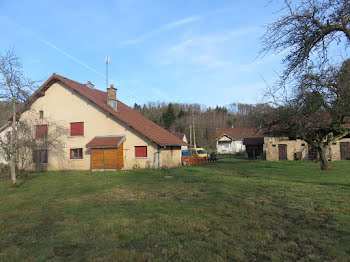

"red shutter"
[36,125,48,138]
[70,149,73,159]
[135,146,147,157]
[70,122,84,136]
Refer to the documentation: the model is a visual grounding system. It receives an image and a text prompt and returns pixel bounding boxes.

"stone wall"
[265,136,350,161]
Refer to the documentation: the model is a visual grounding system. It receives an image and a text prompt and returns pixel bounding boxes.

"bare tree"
[257,60,350,170]
[261,0,350,81]
[0,49,36,187]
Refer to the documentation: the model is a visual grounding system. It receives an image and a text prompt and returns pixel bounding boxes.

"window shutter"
[70,122,84,136]
[70,149,73,159]
[36,125,48,138]
[135,146,147,157]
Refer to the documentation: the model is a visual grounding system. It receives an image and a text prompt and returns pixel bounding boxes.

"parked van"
[191,148,208,158]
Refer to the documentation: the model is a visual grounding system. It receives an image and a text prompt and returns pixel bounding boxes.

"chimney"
[86,81,95,89]
[107,84,117,110]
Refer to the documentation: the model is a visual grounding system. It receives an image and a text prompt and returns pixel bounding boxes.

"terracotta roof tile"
[23,74,187,147]
[86,136,125,148]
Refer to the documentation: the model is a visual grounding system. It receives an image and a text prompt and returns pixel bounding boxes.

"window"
[135,146,147,157]
[238,131,243,135]
[70,148,83,159]
[33,150,48,164]
[39,110,44,120]
[70,122,84,136]
[36,125,48,138]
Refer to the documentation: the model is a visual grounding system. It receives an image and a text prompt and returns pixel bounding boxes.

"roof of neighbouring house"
[243,137,264,146]
[215,128,260,141]
[13,73,187,147]
[172,131,185,140]
[86,136,126,148]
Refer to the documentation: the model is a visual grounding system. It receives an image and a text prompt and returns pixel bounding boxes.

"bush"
[0,163,9,176]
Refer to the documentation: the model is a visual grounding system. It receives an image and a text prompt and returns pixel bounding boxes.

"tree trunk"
[317,147,329,171]
[10,98,16,187]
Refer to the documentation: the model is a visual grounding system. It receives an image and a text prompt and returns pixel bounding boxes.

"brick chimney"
[107,84,117,110]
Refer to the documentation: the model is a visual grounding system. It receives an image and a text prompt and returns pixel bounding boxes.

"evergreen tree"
[177,108,185,118]
[160,103,176,130]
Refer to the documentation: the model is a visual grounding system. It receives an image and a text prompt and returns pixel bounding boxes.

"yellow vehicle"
[191,148,208,158]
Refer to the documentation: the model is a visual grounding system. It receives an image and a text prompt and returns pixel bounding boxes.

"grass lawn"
[0,159,349,261]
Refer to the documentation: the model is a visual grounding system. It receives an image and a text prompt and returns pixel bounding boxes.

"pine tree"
[160,103,176,130]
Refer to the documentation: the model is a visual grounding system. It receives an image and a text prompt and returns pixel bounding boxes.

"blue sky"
[1,0,285,107]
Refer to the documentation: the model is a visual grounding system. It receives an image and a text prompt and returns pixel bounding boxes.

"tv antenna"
[105,56,110,89]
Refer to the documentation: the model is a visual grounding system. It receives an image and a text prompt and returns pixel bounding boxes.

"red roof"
[86,136,125,148]
[17,73,188,147]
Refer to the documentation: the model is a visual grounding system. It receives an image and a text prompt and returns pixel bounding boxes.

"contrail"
[1,15,115,82]
[38,38,106,79]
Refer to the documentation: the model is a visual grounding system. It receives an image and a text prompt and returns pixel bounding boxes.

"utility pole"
[190,124,192,149]
[105,56,109,89]
[192,113,196,148]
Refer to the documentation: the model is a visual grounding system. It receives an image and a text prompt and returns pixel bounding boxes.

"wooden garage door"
[278,144,288,161]
[340,142,350,160]
[91,144,123,169]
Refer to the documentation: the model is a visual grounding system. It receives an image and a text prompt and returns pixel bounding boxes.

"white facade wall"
[216,135,246,154]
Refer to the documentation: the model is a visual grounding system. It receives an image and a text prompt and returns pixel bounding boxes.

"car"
[191,148,208,158]
[181,150,192,156]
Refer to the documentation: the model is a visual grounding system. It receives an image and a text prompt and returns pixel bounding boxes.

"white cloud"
[120,15,200,46]
[163,26,260,70]
[151,87,170,100]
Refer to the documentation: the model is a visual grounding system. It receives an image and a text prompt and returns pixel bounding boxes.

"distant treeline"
[133,102,269,151]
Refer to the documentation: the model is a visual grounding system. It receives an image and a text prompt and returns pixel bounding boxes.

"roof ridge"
[43,74,187,147]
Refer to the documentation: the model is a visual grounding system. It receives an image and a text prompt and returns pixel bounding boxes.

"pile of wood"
[181,156,207,166]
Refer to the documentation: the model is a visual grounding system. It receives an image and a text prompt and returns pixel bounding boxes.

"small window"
[36,125,48,138]
[135,146,147,158]
[33,149,48,164]
[70,122,84,136]
[332,142,337,145]
[39,110,44,120]
[70,148,83,159]
[238,131,243,135]
[301,143,305,146]
[272,144,276,147]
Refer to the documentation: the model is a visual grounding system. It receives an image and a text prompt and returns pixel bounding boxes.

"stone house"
[264,136,350,161]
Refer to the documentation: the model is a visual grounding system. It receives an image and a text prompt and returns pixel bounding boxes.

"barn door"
[340,142,350,160]
[308,145,318,160]
[90,144,124,170]
[278,144,288,160]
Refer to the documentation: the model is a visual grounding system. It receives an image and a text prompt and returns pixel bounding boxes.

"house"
[264,136,350,161]
[171,132,188,150]
[215,128,259,154]
[2,73,187,170]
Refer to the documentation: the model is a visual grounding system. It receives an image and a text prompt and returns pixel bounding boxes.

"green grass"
[0,159,349,261]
